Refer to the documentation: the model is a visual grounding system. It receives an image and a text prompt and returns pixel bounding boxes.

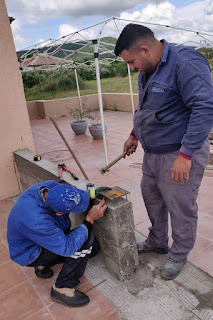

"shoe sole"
[51,295,90,307]
[35,272,53,279]
[161,273,179,280]
[138,248,169,254]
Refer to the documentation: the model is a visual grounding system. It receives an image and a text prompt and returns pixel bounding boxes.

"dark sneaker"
[35,266,53,279]
[51,284,90,307]
[137,241,169,254]
[161,257,187,280]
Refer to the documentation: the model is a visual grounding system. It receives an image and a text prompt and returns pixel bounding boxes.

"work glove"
[90,187,111,199]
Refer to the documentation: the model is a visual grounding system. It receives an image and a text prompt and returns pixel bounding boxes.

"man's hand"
[171,155,192,184]
[90,187,111,199]
[123,135,138,158]
[86,199,107,224]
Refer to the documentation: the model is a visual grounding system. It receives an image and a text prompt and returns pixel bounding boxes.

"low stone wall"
[27,93,139,120]
[14,149,139,280]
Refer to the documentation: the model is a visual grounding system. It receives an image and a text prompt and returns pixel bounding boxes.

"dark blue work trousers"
[28,230,100,288]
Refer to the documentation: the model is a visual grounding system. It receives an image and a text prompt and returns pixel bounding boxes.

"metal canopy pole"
[127,64,135,115]
[92,39,109,165]
[74,67,83,112]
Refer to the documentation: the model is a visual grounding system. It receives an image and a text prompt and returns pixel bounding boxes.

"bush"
[22,70,46,88]
[100,65,117,78]
[113,61,128,77]
[41,72,86,93]
[77,65,96,80]
[42,82,58,92]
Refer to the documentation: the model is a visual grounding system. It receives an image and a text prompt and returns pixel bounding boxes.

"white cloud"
[101,1,213,47]
[58,24,97,42]
[6,0,163,24]
[10,19,27,50]
[6,0,213,50]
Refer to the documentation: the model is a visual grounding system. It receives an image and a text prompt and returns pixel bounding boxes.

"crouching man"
[7,180,108,307]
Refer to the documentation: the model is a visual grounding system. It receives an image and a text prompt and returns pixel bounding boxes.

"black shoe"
[51,285,90,307]
[35,266,53,279]
[137,241,169,254]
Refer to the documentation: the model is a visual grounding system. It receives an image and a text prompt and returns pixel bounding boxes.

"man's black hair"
[114,23,154,56]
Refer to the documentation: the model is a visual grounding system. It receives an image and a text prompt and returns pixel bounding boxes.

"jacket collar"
[159,39,169,64]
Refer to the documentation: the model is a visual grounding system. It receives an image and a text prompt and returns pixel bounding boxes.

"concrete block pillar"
[93,198,139,280]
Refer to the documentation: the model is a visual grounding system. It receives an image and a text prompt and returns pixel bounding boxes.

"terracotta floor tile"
[197,176,213,213]
[0,219,8,241]
[197,214,213,241]
[135,220,151,238]
[0,261,27,294]
[30,264,63,306]
[191,244,213,277]
[0,241,10,264]
[21,266,37,279]
[105,311,124,319]
[0,281,43,320]
[76,277,95,293]
[24,307,53,320]
[49,287,117,320]
[0,199,14,215]
[188,234,212,260]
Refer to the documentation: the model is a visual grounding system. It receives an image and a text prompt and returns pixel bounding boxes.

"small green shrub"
[43,82,58,92]
[113,61,128,77]
[100,65,117,78]
[22,70,46,88]
[77,65,96,80]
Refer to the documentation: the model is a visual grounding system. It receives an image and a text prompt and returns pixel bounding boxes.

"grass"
[24,73,139,101]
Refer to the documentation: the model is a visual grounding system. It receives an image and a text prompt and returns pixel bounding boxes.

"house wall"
[0,0,35,200]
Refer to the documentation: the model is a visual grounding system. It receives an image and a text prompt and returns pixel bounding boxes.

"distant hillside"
[17,37,118,63]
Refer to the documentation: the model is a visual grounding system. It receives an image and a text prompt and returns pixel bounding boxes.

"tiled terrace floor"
[1,110,213,319]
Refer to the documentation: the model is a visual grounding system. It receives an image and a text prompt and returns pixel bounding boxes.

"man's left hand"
[171,155,192,184]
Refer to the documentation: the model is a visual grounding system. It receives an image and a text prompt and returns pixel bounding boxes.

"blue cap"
[46,184,89,214]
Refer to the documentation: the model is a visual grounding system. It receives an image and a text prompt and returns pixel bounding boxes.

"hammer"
[99,146,134,175]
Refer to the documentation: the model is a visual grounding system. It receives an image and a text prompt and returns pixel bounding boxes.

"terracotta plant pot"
[71,120,88,135]
[88,123,107,139]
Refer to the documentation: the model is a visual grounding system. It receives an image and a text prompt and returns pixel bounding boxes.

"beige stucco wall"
[26,93,139,120]
[0,0,35,199]
[102,93,139,112]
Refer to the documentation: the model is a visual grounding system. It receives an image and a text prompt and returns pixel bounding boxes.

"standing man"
[114,24,213,280]
[7,180,108,307]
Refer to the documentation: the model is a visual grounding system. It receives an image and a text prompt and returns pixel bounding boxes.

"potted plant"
[88,112,107,139]
[70,107,90,135]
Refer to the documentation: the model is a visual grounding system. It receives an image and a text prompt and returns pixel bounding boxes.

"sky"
[5,0,213,51]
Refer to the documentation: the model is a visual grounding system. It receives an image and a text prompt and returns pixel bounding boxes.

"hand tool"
[58,163,79,181]
[50,117,89,181]
[34,155,41,161]
[98,146,135,175]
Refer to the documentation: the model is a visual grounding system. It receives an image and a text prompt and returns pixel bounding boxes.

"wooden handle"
[50,117,89,181]
[102,151,126,171]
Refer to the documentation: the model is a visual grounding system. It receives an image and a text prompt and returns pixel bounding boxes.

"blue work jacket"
[7,181,88,266]
[134,40,213,156]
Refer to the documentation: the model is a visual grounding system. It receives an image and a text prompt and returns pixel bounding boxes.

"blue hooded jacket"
[7,181,89,266]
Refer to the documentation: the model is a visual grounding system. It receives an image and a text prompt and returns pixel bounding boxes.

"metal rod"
[74,68,82,113]
[50,117,89,180]
[93,39,109,165]
[127,64,135,115]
